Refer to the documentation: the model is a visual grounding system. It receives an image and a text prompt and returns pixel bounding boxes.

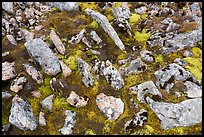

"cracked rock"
[23,63,43,84]
[96,93,124,120]
[24,38,61,75]
[39,112,46,126]
[40,94,54,111]
[50,30,65,55]
[59,60,72,78]
[2,61,16,81]
[67,91,89,108]
[130,81,162,103]
[146,96,202,130]
[9,95,37,131]
[59,110,76,135]
[10,77,27,93]
[184,81,202,98]
[82,37,92,48]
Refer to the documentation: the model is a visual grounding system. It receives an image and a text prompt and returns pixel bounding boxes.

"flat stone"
[10,77,27,93]
[39,112,46,126]
[9,95,37,130]
[2,2,14,14]
[77,57,94,87]
[50,30,65,55]
[23,63,43,84]
[2,91,12,99]
[85,8,125,51]
[146,97,202,130]
[40,94,54,111]
[53,2,79,11]
[6,35,17,45]
[68,29,86,45]
[96,93,124,120]
[59,110,76,135]
[130,81,162,103]
[24,38,61,75]
[67,91,89,108]
[2,61,16,81]
[59,60,72,78]
[184,81,202,98]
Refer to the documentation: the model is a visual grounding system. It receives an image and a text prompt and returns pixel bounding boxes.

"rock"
[2,61,16,81]
[2,51,10,57]
[181,50,193,57]
[140,49,154,63]
[68,29,86,45]
[189,2,201,16]
[175,92,181,98]
[135,6,148,15]
[2,91,12,99]
[6,35,17,46]
[154,63,200,92]
[50,30,65,55]
[39,112,46,126]
[31,90,41,98]
[28,18,35,26]
[59,110,76,135]
[40,94,54,111]
[20,29,34,42]
[77,57,94,87]
[114,17,132,36]
[2,124,11,135]
[96,93,124,120]
[59,60,72,78]
[9,95,37,130]
[130,81,162,103]
[90,30,102,45]
[119,58,147,76]
[130,98,139,110]
[174,58,188,67]
[24,38,61,75]
[184,81,202,98]
[10,77,27,93]
[23,64,43,84]
[112,6,131,20]
[82,37,92,48]
[35,25,43,31]
[53,2,79,11]
[2,2,14,14]
[90,49,100,55]
[124,109,148,130]
[67,91,89,108]
[146,96,202,130]
[85,8,125,51]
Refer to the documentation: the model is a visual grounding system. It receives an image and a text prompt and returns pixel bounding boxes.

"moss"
[129,13,141,26]
[89,20,99,29]
[2,100,12,125]
[79,2,98,12]
[64,55,78,71]
[89,79,99,96]
[191,47,202,58]
[178,22,198,33]
[102,120,115,134]
[133,29,151,45]
[139,125,154,135]
[117,52,128,60]
[38,77,52,99]
[140,14,148,20]
[112,2,123,8]
[84,129,96,135]
[104,8,115,22]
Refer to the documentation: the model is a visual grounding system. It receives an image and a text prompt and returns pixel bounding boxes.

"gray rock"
[174,58,188,67]
[82,37,92,48]
[85,8,125,51]
[140,49,154,63]
[146,97,202,130]
[39,112,46,126]
[154,63,200,92]
[10,77,27,93]
[119,58,147,76]
[184,81,202,98]
[114,17,132,36]
[124,109,148,130]
[189,2,201,16]
[2,51,10,57]
[31,90,41,98]
[9,95,37,130]
[68,29,86,45]
[40,94,54,111]
[112,7,131,20]
[2,123,11,135]
[23,63,43,84]
[96,93,124,120]
[181,50,193,57]
[50,30,65,55]
[90,30,102,45]
[24,38,61,75]
[77,57,94,87]
[6,35,17,46]
[59,110,76,135]
[90,49,100,55]
[2,91,12,99]
[130,98,139,110]
[53,2,79,11]
[135,6,148,15]
[67,91,89,108]
[59,60,72,78]
[2,61,16,81]
[130,81,162,103]
[2,2,14,14]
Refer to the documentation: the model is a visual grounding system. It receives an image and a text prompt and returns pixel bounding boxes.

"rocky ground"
[2,2,202,135]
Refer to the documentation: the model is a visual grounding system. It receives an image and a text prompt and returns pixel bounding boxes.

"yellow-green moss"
[84,129,96,135]
[89,20,99,29]
[64,55,78,71]
[38,77,52,98]
[139,125,154,135]
[112,2,123,8]
[133,29,151,45]
[191,47,202,58]
[117,52,128,60]
[102,120,115,134]
[129,13,141,26]
[79,2,98,12]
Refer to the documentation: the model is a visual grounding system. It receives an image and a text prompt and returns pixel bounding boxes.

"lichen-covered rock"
[2,91,12,99]
[96,93,124,120]
[53,2,79,11]
[24,38,61,75]
[114,17,132,36]
[68,29,86,45]
[154,63,200,92]
[40,94,54,111]
[2,61,16,81]
[85,8,125,51]
[10,77,27,93]
[112,6,131,20]
[90,30,102,45]
[59,110,76,135]
[77,57,94,87]
[140,49,154,63]
[184,81,202,98]
[39,112,46,126]
[130,81,162,103]
[50,30,65,55]
[9,95,37,131]
[124,109,148,130]
[59,60,72,78]
[67,91,89,108]
[119,58,147,76]
[23,63,43,84]
[6,35,17,46]
[174,58,188,67]
[146,96,202,130]
[2,2,14,14]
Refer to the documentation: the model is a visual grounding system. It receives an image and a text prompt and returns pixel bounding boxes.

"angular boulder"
[40,94,54,111]
[50,30,65,55]
[10,77,27,93]
[2,61,16,81]
[39,112,46,126]
[184,81,202,98]
[67,91,89,108]
[2,2,14,14]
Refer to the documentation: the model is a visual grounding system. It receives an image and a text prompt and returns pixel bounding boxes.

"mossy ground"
[2,2,202,135]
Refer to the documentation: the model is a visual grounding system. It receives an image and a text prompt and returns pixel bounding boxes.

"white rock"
[6,35,17,46]
[59,60,72,78]
[2,62,16,81]
[67,91,89,108]
[10,77,27,93]
[184,81,202,98]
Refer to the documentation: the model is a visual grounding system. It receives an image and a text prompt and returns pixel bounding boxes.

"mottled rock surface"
[10,77,27,93]
[59,60,72,78]
[2,91,12,99]
[90,30,102,45]
[9,95,37,131]
[67,91,89,108]
[50,30,65,55]
[140,49,154,63]
[40,94,54,111]
[2,2,14,14]
[96,93,124,120]
[53,2,79,11]
[184,81,202,98]
[2,61,16,81]
[146,97,202,130]
[68,29,86,45]
[39,112,46,126]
